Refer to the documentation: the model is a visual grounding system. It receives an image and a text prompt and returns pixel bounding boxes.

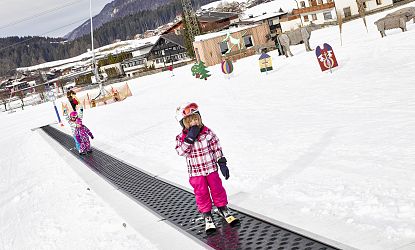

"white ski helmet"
[176,102,200,128]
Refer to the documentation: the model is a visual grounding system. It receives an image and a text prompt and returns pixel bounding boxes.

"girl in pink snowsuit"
[74,118,94,155]
[175,103,234,231]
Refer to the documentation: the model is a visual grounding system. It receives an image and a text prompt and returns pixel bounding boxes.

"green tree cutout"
[191,64,199,78]
[191,61,211,80]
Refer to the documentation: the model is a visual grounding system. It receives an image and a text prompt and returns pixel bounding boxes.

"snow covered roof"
[52,61,88,72]
[242,0,297,18]
[161,33,185,47]
[201,0,248,10]
[17,53,90,72]
[197,11,239,22]
[16,36,160,73]
[194,24,258,42]
[241,11,286,22]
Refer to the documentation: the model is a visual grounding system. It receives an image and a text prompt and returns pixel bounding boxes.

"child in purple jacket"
[74,118,94,155]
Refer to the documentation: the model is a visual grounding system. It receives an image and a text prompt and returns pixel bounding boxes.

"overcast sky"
[0,0,114,38]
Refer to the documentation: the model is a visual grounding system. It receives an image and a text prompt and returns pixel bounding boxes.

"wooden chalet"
[193,23,274,66]
[147,33,190,68]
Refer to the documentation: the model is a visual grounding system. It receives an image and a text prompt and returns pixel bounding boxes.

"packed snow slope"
[0,107,158,249]
[1,2,415,249]
[84,3,415,249]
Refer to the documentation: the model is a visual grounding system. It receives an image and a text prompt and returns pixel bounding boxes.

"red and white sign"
[315,43,338,72]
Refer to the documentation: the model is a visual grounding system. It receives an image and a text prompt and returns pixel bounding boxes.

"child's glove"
[184,126,201,144]
[218,157,229,180]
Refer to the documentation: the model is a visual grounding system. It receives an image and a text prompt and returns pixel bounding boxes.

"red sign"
[315,43,338,72]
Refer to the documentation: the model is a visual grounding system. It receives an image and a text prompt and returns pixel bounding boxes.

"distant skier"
[175,102,237,234]
[63,107,83,152]
[74,118,94,155]
[67,90,80,111]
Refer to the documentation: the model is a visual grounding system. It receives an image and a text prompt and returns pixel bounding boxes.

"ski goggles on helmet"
[182,103,199,117]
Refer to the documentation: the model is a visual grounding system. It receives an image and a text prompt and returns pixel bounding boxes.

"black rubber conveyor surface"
[42,125,339,250]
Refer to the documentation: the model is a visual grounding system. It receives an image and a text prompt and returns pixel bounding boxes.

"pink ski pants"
[189,171,228,213]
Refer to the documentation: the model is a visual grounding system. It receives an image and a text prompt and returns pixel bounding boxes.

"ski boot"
[203,212,216,234]
[217,206,239,226]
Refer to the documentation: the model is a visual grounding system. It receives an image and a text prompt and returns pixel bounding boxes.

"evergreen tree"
[182,13,196,59]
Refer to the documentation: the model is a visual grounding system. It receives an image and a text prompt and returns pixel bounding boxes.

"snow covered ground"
[1,2,415,249]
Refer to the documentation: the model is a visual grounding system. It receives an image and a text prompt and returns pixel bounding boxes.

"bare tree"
[337,11,343,46]
[356,0,368,32]
[35,84,46,102]
[17,90,25,110]
[0,89,9,111]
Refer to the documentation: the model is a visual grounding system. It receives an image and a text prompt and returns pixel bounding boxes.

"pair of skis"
[204,208,240,234]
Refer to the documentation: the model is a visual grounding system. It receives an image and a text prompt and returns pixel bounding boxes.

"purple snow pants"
[189,171,228,213]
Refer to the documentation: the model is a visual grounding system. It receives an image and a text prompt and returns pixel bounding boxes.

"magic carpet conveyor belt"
[42,125,340,250]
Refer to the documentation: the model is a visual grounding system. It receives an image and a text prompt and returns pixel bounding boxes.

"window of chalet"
[376,0,381,5]
[300,1,306,7]
[303,15,309,22]
[343,7,351,18]
[318,0,323,4]
[323,12,332,20]
[362,1,367,8]
[219,41,229,55]
[312,14,317,21]
[243,35,254,48]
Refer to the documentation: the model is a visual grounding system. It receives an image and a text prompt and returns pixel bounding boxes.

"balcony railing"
[292,2,335,15]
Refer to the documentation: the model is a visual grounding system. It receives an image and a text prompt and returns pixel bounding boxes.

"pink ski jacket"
[175,126,224,177]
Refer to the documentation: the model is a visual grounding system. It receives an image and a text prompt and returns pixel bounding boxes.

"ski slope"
[1,2,415,249]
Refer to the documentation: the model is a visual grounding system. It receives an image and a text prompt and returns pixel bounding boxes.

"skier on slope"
[175,102,238,234]
[63,106,83,153]
[74,118,94,155]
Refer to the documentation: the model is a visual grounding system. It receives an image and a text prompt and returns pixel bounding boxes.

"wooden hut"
[193,23,274,66]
